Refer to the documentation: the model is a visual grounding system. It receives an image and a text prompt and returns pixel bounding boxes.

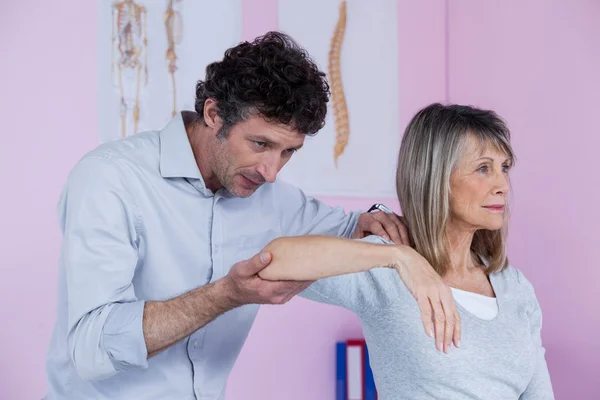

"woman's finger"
[429,294,446,352]
[453,304,462,348]
[440,289,456,354]
[416,293,434,339]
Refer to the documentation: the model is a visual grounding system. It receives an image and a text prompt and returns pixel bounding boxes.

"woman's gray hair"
[396,103,515,276]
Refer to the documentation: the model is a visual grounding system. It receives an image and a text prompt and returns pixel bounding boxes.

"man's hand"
[223,252,312,306]
[142,252,310,358]
[393,246,461,354]
[354,210,409,245]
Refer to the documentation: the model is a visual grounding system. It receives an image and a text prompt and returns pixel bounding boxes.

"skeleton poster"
[98,0,242,142]
[277,0,401,198]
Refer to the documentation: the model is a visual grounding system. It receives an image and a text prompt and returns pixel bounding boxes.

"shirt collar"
[159,112,205,185]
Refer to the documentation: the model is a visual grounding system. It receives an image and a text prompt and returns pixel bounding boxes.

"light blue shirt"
[44,114,360,400]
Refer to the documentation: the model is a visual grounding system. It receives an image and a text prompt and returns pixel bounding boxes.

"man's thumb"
[259,252,271,264]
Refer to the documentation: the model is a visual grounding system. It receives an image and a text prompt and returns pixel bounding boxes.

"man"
[44,32,457,399]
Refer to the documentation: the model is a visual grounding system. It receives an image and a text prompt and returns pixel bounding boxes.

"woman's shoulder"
[492,264,532,284]
[491,265,539,301]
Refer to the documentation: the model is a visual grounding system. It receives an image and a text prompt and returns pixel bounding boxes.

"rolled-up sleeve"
[59,154,148,381]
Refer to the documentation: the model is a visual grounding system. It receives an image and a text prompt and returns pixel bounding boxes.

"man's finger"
[388,213,410,246]
[398,223,409,246]
[366,219,390,241]
[282,280,313,302]
[243,252,272,277]
[283,280,313,295]
[370,212,401,243]
[385,213,408,245]
[264,279,313,304]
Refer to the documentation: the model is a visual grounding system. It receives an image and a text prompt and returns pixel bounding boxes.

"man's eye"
[254,141,267,148]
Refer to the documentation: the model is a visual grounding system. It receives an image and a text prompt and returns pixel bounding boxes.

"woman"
[258,103,554,399]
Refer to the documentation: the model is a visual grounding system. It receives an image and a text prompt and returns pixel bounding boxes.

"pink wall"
[1,0,597,399]
[0,1,98,399]
[447,2,600,399]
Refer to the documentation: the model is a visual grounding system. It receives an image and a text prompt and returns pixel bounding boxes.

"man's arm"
[61,156,305,381]
[142,253,308,358]
[276,181,408,244]
[142,280,233,358]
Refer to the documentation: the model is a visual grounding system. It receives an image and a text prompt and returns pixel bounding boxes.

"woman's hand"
[393,246,461,354]
[258,235,460,353]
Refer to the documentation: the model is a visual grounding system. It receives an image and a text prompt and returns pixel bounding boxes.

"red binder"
[346,339,366,400]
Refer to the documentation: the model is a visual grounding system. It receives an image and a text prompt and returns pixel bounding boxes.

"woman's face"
[449,135,512,232]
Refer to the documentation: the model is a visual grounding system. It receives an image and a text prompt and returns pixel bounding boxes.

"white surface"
[346,344,364,400]
[277,0,400,198]
[451,288,499,320]
[98,0,242,143]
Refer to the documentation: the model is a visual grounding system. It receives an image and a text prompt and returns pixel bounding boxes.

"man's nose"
[257,160,279,183]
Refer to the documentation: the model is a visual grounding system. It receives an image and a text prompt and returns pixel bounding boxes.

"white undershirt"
[450,288,498,320]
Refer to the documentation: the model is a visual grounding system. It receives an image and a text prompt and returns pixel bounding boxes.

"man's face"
[211,115,305,197]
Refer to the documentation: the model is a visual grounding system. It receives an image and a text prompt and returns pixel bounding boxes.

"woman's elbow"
[258,237,296,280]
[257,257,287,281]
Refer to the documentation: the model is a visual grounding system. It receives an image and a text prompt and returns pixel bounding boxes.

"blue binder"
[336,342,347,400]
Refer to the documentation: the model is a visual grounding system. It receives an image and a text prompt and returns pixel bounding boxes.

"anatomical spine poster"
[277,0,400,198]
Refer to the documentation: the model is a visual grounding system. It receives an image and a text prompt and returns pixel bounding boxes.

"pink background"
[1,0,598,399]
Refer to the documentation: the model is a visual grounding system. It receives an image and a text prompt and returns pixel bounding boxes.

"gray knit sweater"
[300,236,554,399]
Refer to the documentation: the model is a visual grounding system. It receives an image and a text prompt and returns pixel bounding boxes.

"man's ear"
[203,98,222,131]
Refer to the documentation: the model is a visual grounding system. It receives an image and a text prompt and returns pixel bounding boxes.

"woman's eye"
[478,165,489,173]
[502,164,511,173]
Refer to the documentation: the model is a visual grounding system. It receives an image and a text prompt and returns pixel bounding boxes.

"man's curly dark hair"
[194,31,330,137]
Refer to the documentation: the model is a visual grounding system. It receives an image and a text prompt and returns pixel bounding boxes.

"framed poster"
[97,0,242,143]
[277,0,400,198]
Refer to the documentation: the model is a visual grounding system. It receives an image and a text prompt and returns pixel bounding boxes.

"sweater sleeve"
[518,271,555,399]
[299,235,408,317]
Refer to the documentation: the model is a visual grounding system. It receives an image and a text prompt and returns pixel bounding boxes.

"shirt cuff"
[343,210,362,238]
[103,301,149,372]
